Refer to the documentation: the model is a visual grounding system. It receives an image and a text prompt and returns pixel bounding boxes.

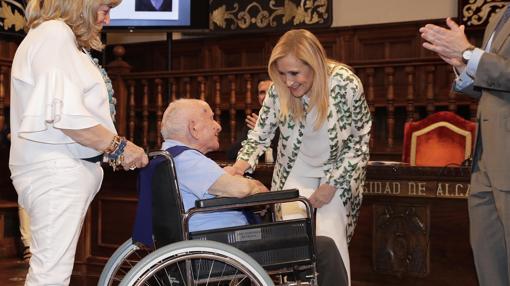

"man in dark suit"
[135,0,172,12]
[420,6,510,286]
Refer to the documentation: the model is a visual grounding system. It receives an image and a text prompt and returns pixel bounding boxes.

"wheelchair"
[98,150,318,286]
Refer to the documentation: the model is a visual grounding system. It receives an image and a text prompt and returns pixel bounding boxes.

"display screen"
[106,0,209,31]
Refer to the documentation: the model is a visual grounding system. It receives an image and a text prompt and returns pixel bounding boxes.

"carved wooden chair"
[402,111,476,167]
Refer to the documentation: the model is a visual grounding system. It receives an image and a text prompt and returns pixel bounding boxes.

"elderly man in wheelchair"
[100,99,348,286]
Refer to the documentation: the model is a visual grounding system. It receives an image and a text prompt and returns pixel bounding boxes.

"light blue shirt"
[161,139,248,232]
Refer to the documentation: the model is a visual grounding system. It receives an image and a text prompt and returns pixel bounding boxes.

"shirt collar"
[161,139,190,150]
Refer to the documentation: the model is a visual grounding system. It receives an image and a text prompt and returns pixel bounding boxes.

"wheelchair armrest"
[195,189,299,208]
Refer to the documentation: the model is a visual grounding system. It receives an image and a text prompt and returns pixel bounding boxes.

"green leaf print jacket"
[237,64,372,243]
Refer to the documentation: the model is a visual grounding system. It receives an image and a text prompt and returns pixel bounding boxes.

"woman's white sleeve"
[18,68,100,144]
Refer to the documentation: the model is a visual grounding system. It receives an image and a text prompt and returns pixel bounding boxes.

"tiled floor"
[0,258,28,285]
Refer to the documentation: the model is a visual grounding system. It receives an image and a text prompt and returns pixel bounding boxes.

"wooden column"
[244,74,253,117]
[365,68,375,148]
[183,77,191,98]
[425,65,436,115]
[170,78,177,102]
[385,67,395,147]
[141,80,149,149]
[405,66,415,122]
[213,76,221,122]
[106,45,132,136]
[128,80,136,142]
[155,79,163,148]
[0,67,5,133]
[228,75,237,143]
[198,76,206,101]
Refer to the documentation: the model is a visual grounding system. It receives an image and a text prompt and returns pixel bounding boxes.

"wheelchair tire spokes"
[98,239,156,286]
[118,240,273,286]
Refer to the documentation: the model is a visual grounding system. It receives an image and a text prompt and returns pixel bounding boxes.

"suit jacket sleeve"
[473,52,510,94]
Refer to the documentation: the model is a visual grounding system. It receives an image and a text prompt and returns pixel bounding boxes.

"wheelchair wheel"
[119,240,274,286]
[98,238,154,286]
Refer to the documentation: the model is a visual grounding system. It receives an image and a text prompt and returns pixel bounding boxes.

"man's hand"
[250,179,269,194]
[308,184,336,208]
[246,113,259,130]
[419,17,471,70]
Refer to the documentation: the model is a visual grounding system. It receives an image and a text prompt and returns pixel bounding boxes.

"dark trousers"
[316,236,348,286]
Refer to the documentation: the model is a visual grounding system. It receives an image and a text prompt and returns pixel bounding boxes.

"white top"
[292,99,330,178]
[9,20,116,166]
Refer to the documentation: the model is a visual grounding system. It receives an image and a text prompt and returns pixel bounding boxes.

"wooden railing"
[0,49,478,161]
[107,48,477,159]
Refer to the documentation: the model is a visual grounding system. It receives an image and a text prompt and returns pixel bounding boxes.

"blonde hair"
[268,29,332,129]
[25,0,121,51]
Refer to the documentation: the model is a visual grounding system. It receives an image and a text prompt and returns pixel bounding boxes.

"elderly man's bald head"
[161,99,222,154]
[161,99,204,139]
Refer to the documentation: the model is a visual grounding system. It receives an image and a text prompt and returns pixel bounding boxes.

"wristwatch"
[462,45,475,64]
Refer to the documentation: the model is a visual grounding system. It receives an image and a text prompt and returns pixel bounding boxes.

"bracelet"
[104,135,121,154]
[103,136,128,171]
[107,137,127,160]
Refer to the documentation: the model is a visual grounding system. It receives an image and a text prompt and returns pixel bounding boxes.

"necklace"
[83,49,117,122]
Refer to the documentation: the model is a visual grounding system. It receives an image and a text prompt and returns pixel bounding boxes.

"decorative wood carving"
[373,204,430,277]
[460,0,508,27]
[210,0,332,32]
[0,0,25,34]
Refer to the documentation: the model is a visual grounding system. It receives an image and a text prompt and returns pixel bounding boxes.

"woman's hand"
[308,184,336,208]
[224,160,251,176]
[223,165,245,176]
[121,141,149,170]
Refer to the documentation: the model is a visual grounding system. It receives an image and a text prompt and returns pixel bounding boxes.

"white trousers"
[281,170,351,286]
[11,158,103,286]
